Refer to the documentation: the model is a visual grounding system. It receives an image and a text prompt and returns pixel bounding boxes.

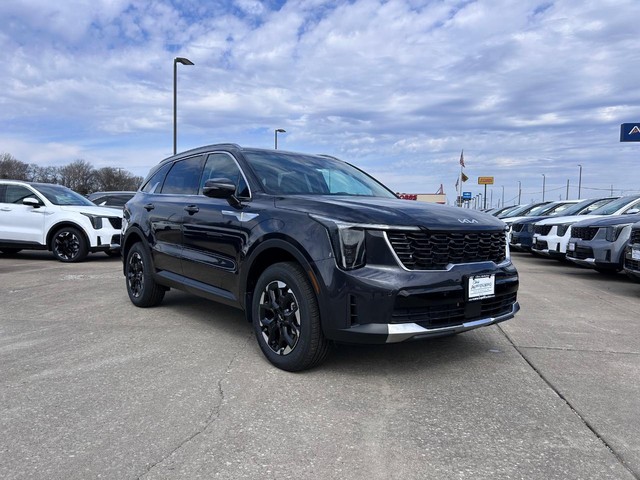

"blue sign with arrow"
[620,123,640,142]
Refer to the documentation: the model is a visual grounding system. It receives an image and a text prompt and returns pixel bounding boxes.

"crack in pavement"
[137,332,255,479]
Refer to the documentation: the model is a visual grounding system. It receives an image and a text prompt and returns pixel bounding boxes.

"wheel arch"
[46,222,90,251]
[241,237,324,322]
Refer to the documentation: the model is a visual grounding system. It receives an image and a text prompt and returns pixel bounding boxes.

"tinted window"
[4,185,36,204]
[201,153,250,197]
[243,150,395,197]
[160,156,205,195]
[142,163,172,193]
[591,196,640,215]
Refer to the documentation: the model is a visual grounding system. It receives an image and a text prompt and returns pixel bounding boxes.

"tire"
[251,262,330,372]
[52,227,88,262]
[125,242,165,307]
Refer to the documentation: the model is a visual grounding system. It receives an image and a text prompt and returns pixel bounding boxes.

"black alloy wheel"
[252,262,330,371]
[52,227,88,262]
[125,242,165,307]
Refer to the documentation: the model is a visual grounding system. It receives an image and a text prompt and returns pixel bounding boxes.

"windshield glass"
[503,202,548,218]
[560,197,617,216]
[590,196,640,215]
[35,184,96,206]
[243,150,396,198]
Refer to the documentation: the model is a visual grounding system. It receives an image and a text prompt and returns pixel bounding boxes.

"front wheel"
[52,227,88,262]
[252,262,330,371]
[125,242,165,307]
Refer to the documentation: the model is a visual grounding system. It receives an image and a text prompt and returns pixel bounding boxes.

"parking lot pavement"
[1,251,639,479]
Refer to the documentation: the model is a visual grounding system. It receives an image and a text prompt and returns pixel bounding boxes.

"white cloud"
[1,0,640,202]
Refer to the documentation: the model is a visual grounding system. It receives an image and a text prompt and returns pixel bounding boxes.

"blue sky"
[1,0,640,206]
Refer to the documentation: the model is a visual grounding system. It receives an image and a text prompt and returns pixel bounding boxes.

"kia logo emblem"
[458,218,479,224]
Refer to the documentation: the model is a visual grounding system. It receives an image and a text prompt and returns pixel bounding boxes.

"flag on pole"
[455,177,459,189]
[461,172,469,183]
[459,150,465,168]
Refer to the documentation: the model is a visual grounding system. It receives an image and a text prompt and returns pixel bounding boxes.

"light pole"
[518,181,521,204]
[578,164,582,199]
[501,185,504,208]
[173,57,194,155]
[541,174,546,202]
[274,128,286,149]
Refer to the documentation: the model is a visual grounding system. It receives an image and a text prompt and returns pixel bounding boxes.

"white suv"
[531,195,640,259]
[0,180,123,262]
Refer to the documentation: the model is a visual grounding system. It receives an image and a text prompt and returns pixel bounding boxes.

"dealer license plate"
[633,246,640,261]
[567,242,576,252]
[468,274,495,300]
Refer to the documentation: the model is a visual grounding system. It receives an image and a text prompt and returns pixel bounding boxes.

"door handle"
[144,203,155,211]
[184,205,199,215]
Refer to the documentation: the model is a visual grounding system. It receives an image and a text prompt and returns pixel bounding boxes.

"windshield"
[35,184,96,206]
[590,196,640,215]
[243,150,397,198]
[502,202,549,218]
[559,197,617,216]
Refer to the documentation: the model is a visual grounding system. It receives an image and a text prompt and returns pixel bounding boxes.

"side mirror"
[203,178,241,207]
[23,197,41,208]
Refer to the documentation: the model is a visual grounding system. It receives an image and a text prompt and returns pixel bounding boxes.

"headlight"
[81,213,103,229]
[556,223,571,236]
[605,224,631,242]
[311,215,366,270]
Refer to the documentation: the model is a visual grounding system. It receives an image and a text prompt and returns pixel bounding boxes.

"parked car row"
[493,195,640,280]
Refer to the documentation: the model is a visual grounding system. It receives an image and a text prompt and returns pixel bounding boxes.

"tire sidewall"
[252,263,319,371]
[52,227,88,262]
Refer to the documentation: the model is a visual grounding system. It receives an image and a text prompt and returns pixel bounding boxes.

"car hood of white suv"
[59,205,122,217]
[534,213,605,226]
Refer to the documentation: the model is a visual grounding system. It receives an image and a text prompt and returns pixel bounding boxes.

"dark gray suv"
[122,144,520,371]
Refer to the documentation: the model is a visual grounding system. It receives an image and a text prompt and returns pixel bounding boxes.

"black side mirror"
[203,178,241,207]
[23,197,41,208]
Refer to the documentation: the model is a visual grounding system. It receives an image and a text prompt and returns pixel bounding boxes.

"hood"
[60,205,122,217]
[535,213,605,226]
[511,215,549,226]
[275,195,506,231]
[572,213,640,228]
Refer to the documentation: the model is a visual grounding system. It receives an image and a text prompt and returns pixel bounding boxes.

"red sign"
[398,193,417,200]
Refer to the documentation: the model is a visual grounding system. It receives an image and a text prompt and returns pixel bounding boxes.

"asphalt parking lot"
[1,251,639,479]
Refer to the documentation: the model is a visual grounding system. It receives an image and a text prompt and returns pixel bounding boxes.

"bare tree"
[27,164,60,183]
[58,159,95,194]
[0,153,29,180]
[94,167,143,191]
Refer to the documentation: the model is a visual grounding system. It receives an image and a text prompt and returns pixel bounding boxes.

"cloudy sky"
[1,0,639,206]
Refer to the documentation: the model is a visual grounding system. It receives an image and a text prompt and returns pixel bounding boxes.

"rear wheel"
[125,242,165,307]
[52,227,88,262]
[252,262,330,372]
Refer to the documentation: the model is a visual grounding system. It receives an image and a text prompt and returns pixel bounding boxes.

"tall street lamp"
[518,181,521,204]
[173,57,194,155]
[274,128,286,149]
[578,164,583,199]
[501,185,504,208]
[541,173,546,202]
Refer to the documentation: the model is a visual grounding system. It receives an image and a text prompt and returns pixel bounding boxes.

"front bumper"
[531,233,568,258]
[312,256,520,344]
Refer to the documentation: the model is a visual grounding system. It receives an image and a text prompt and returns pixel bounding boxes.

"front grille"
[532,240,548,251]
[386,230,506,270]
[630,228,640,244]
[568,245,593,260]
[572,226,598,241]
[625,258,640,271]
[534,225,552,235]
[108,217,123,229]
[392,289,518,328]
